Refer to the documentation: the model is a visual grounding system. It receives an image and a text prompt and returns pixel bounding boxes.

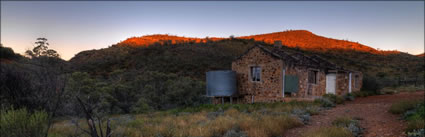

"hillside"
[71,38,423,81]
[417,53,424,57]
[118,30,400,54]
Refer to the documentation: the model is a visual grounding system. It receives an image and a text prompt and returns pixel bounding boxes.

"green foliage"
[134,71,208,110]
[405,102,425,132]
[323,94,345,104]
[314,98,335,108]
[407,115,425,132]
[389,99,424,133]
[314,94,346,108]
[64,71,208,114]
[131,98,152,113]
[66,38,423,114]
[361,76,382,93]
[0,108,48,137]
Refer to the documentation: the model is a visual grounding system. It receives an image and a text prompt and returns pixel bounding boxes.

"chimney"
[274,40,282,47]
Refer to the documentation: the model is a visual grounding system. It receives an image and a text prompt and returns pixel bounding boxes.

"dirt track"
[284,91,425,137]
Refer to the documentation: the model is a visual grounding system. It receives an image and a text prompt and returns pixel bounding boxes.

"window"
[354,75,359,88]
[308,70,318,84]
[250,66,261,82]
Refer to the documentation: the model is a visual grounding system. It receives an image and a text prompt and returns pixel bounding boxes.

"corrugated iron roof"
[234,44,357,72]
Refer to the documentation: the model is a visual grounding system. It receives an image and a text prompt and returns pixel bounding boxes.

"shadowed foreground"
[284,91,425,137]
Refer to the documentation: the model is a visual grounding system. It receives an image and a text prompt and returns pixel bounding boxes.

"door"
[326,73,336,94]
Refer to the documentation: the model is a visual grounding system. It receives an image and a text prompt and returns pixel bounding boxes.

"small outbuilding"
[209,44,362,104]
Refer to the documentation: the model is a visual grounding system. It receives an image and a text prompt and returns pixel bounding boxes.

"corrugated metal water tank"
[206,70,237,97]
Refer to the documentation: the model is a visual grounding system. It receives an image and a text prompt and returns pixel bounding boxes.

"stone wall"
[335,71,363,95]
[230,46,328,103]
[337,71,364,95]
[336,72,350,95]
[217,46,364,104]
[283,66,326,98]
[232,47,284,101]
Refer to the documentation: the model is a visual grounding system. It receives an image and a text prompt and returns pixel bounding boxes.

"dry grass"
[49,101,319,137]
[389,99,423,114]
[302,126,354,137]
[332,116,355,127]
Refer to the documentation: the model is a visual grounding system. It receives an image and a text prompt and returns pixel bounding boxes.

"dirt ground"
[284,91,425,137]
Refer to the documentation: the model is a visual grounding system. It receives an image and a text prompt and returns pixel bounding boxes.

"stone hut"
[211,44,362,104]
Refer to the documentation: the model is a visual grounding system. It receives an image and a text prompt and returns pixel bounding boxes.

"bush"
[0,108,48,137]
[332,116,354,127]
[407,115,425,132]
[390,100,424,134]
[389,100,422,114]
[322,94,345,104]
[302,126,354,137]
[406,103,425,132]
[314,98,335,108]
[344,93,355,101]
[332,116,362,136]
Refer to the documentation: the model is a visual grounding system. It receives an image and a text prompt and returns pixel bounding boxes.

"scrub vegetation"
[49,101,319,137]
[389,99,425,136]
[302,126,354,137]
[1,30,424,137]
[0,108,48,137]
[302,116,361,137]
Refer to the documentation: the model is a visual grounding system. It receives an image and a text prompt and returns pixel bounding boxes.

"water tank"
[206,70,237,97]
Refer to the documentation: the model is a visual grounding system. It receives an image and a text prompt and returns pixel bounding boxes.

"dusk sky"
[1,1,424,60]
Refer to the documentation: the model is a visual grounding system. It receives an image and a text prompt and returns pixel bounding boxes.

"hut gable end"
[232,46,284,100]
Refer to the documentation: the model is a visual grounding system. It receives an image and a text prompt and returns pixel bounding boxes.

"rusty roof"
[234,44,356,72]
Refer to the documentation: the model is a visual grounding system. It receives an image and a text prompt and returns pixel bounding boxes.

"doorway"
[326,73,336,94]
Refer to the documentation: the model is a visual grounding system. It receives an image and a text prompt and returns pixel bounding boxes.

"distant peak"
[117,30,400,55]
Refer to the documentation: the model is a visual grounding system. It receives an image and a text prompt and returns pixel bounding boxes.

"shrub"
[332,116,354,127]
[0,108,48,137]
[238,114,303,137]
[302,126,354,137]
[361,76,382,93]
[390,99,425,134]
[343,93,355,101]
[406,103,425,132]
[332,116,362,136]
[406,115,425,132]
[314,98,335,108]
[322,94,345,104]
[352,91,366,97]
[389,100,422,114]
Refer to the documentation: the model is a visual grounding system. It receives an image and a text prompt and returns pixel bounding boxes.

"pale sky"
[1,1,424,60]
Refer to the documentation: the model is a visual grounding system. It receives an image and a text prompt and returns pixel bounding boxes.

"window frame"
[250,66,262,82]
[354,75,359,88]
